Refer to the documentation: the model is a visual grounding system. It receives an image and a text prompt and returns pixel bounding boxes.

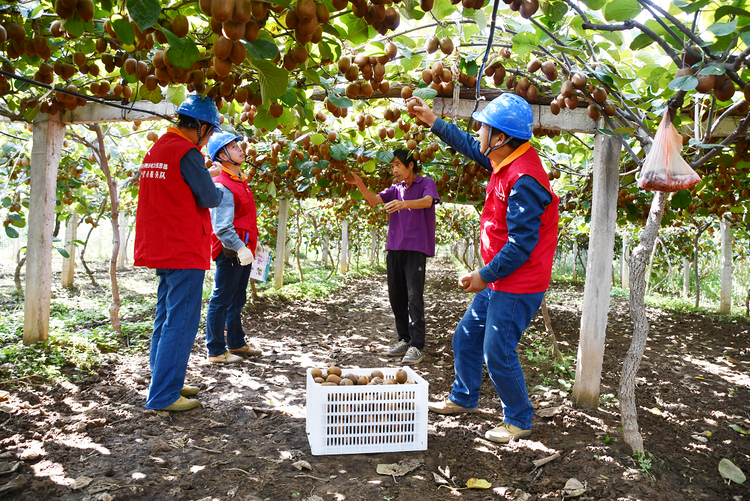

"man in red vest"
[134,95,223,412]
[204,132,262,363]
[410,94,560,443]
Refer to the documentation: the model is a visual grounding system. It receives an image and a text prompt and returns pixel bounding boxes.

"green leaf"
[330,144,350,161]
[57,247,70,259]
[254,107,279,131]
[540,0,568,22]
[251,60,290,101]
[671,190,691,209]
[279,87,297,107]
[363,160,376,173]
[376,150,394,163]
[512,32,541,57]
[698,66,726,76]
[139,85,163,104]
[62,12,94,38]
[99,0,113,12]
[111,17,135,46]
[163,28,202,70]
[400,55,421,72]
[673,0,710,13]
[465,8,487,31]
[166,85,186,106]
[267,181,277,198]
[317,177,331,187]
[126,0,161,31]
[5,226,18,238]
[328,92,353,108]
[580,0,606,10]
[603,0,641,21]
[715,6,750,21]
[310,133,326,145]
[719,458,746,484]
[432,0,456,20]
[413,87,438,100]
[707,20,738,37]
[630,33,656,50]
[668,75,698,91]
[245,39,279,60]
[595,128,615,136]
[343,15,372,46]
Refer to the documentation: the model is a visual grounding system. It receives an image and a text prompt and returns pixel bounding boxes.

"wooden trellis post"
[24,113,65,345]
[573,130,621,409]
[61,212,79,288]
[274,198,289,289]
[116,212,128,269]
[682,257,690,298]
[720,216,733,314]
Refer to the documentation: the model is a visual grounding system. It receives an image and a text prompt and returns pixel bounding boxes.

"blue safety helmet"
[472,93,533,141]
[207,132,243,162]
[176,95,222,129]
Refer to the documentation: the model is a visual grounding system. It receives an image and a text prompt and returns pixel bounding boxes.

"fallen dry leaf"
[466,478,491,489]
[70,476,93,490]
[376,459,423,477]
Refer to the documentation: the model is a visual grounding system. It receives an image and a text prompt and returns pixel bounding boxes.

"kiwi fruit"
[715,79,735,102]
[541,61,557,81]
[561,80,574,98]
[214,36,233,60]
[385,42,398,59]
[571,72,587,90]
[592,87,607,105]
[326,374,342,384]
[371,370,384,379]
[357,375,370,385]
[683,45,701,66]
[384,378,397,385]
[328,366,342,377]
[395,369,407,384]
[212,0,235,22]
[587,104,600,120]
[269,102,284,117]
[440,37,454,55]
[527,59,541,73]
[296,0,316,20]
[371,376,383,385]
[322,382,338,386]
[519,0,538,18]
[420,0,434,11]
[425,36,439,54]
[401,86,413,99]
[338,56,351,73]
[675,67,694,78]
[564,94,579,110]
[314,377,325,383]
[340,378,354,386]
[603,101,616,116]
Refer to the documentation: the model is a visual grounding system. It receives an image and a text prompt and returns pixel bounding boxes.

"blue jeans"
[449,287,544,430]
[205,253,251,358]
[146,268,205,410]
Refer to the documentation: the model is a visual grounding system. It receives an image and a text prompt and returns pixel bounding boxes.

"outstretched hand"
[408,97,438,128]
[209,161,222,178]
[344,172,363,186]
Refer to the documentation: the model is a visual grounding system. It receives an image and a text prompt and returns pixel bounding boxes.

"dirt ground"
[0,257,749,500]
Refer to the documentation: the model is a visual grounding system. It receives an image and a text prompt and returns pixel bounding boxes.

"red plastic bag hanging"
[637,109,701,192]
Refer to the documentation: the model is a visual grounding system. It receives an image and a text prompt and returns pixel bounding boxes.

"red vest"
[210,169,258,260]
[134,131,213,270]
[481,146,559,294]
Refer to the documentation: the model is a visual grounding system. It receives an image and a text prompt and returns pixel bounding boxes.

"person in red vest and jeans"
[410,94,560,443]
[204,132,262,364]
[135,95,223,412]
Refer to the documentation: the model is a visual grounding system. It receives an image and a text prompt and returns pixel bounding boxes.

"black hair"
[392,149,421,173]
[490,126,526,150]
[177,114,213,134]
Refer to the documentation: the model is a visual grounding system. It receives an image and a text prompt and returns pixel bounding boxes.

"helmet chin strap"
[196,122,214,147]
[482,131,512,156]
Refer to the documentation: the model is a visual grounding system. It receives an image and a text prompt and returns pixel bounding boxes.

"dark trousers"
[205,253,252,358]
[386,250,427,350]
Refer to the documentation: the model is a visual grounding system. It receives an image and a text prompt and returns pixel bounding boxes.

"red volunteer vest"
[210,169,258,260]
[481,146,560,294]
[134,131,213,270]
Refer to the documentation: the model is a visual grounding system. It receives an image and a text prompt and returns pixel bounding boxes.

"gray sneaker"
[402,346,423,365]
[386,340,409,357]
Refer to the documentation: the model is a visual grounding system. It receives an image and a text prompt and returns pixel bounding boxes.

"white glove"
[237,246,255,266]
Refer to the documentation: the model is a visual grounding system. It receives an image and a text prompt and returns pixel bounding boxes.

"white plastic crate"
[306,366,429,455]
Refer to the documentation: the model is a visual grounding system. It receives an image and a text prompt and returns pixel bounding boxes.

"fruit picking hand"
[344,172,363,186]
[255,241,265,256]
[209,161,222,178]
[408,97,438,127]
[384,200,407,213]
[237,246,255,266]
[458,271,488,293]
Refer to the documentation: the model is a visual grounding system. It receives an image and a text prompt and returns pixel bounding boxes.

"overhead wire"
[467,0,503,132]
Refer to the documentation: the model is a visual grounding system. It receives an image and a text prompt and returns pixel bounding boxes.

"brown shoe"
[485,423,531,443]
[229,344,262,356]
[208,352,243,364]
[428,398,478,414]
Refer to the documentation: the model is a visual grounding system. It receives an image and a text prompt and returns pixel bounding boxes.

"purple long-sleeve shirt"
[378,175,440,257]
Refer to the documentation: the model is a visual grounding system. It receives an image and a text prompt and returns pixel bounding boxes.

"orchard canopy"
[0,0,748,224]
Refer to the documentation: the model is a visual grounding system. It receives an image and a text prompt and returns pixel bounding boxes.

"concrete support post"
[573,131,621,408]
[682,257,690,298]
[621,235,630,289]
[340,219,349,274]
[24,113,65,345]
[61,212,79,287]
[720,217,733,314]
[117,212,128,269]
[274,198,289,289]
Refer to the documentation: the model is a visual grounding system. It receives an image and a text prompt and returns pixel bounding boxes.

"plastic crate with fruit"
[305,366,429,455]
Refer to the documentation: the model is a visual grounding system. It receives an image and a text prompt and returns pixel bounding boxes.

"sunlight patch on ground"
[55,435,110,455]
[29,459,71,486]
[684,355,750,388]
[190,465,205,473]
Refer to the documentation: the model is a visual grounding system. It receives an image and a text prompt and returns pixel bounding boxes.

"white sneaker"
[402,346,423,365]
[208,352,243,364]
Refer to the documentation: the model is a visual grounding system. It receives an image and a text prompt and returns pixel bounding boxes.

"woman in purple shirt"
[346,149,440,364]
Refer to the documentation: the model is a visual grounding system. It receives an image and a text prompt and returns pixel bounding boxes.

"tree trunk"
[620,191,669,454]
[572,242,579,280]
[116,212,128,269]
[621,235,630,289]
[541,298,562,361]
[682,257,690,298]
[719,216,733,314]
[92,124,121,334]
[340,218,349,274]
[14,256,26,293]
[693,223,708,308]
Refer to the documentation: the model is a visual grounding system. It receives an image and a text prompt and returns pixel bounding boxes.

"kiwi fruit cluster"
[312,367,414,386]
